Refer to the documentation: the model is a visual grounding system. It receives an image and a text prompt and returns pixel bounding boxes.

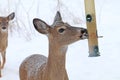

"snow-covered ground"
[0,0,120,80]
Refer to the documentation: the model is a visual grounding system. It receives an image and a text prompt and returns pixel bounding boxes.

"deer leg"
[64,70,69,80]
[1,51,6,69]
[0,61,1,77]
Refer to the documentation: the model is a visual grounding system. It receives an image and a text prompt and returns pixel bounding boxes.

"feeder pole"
[84,0,100,57]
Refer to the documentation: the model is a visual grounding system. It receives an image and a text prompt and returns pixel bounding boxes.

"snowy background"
[0,0,120,80]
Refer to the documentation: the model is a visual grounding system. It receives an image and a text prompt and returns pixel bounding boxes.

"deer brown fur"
[0,12,15,77]
[19,11,88,80]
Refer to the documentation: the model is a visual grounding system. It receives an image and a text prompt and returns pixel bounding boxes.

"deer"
[19,11,88,80]
[0,12,15,77]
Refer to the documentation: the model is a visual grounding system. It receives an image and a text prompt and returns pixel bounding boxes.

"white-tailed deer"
[0,12,15,77]
[19,11,88,80]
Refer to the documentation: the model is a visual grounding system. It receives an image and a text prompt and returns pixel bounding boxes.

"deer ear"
[7,12,15,21]
[54,11,62,22]
[33,18,50,34]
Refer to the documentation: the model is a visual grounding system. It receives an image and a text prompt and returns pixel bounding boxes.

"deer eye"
[58,28,65,33]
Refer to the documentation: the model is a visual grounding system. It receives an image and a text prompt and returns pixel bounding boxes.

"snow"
[0,0,120,80]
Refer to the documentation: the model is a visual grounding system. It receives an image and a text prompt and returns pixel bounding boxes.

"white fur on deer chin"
[46,34,49,37]
[1,28,8,32]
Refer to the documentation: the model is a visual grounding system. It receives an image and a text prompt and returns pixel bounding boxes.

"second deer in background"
[0,12,15,77]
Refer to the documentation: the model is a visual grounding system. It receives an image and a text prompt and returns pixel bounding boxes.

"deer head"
[33,11,88,47]
[0,12,15,33]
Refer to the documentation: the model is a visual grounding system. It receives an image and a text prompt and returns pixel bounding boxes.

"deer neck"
[0,31,8,46]
[45,39,68,80]
[0,31,8,39]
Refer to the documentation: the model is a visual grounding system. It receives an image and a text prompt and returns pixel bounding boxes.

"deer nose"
[80,28,88,39]
[81,28,88,34]
[2,27,6,30]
